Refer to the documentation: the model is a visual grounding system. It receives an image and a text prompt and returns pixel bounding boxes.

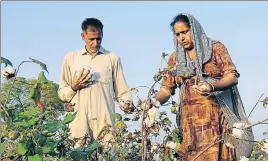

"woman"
[155,13,253,161]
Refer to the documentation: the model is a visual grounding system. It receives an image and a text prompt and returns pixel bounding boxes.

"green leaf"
[30,58,48,73]
[1,57,13,67]
[113,113,122,120]
[28,117,40,126]
[18,142,28,155]
[28,154,42,161]
[42,142,55,153]
[255,152,260,159]
[34,84,41,99]
[41,132,56,137]
[1,144,5,153]
[132,115,139,121]
[42,122,64,132]
[70,151,89,161]
[7,151,15,158]
[164,118,172,126]
[19,107,39,118]
[37,135,47,146]
[87,141,101,156]
[123,117,131,121]
[28,88,35,99]
[63,112,77,124]
[14,121,30,128]
[153,73,162,82]
[59,158,66,161]
[38,71,48,84]
[35,147,43,156]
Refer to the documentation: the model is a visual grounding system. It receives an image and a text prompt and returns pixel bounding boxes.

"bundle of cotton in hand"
[118,99,134,113]
[75,66,95,86]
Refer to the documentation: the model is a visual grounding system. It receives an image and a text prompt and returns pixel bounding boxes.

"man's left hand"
[119,100,135,114]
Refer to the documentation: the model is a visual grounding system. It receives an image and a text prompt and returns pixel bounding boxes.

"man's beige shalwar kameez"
[58,47,132,143]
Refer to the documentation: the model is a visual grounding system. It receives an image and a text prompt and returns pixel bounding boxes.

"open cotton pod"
[140,99,152,111]
[1,65,16,79]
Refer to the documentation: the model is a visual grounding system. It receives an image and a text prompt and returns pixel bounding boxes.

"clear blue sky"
[2,2,268,140]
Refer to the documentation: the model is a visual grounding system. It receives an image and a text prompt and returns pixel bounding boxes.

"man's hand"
[64,103,75,112]
[71,68,92,91]
[119,100,135,114]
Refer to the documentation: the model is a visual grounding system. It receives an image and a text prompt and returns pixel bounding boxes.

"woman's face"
[174,21,194,51]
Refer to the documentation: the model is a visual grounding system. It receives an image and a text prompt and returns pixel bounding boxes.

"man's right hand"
[71,68,92,91]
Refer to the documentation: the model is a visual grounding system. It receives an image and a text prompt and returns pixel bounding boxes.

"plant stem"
[191,139,222,161]
[4,61,33,107]
[244,118,268,129]
[247,93,264,119]
[1,102,11,121]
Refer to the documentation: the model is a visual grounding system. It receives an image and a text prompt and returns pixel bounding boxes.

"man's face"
[81,26,103,54]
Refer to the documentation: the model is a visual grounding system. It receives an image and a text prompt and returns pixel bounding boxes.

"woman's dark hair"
[170,14,190,31]
[81,18,103,32]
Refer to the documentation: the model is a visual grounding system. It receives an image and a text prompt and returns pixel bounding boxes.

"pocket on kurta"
[95,66,112,85]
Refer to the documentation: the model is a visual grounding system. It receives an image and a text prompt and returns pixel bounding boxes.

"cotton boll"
[2,65,15,79]
[148,106,160,121]
[239,156,249,161]
[232,122,246,139]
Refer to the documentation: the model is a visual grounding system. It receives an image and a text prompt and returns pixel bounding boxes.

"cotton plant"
[123,75,182,161]
[4,52,268,161]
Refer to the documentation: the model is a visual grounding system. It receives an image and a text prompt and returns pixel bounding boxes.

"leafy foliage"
[2,53,268,161]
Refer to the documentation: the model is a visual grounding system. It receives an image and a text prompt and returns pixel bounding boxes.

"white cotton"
[151,143,159,153]
[263,142,268,149]
[2,65,15,78]
[144,117,154,127]
[148,106,160,121]
[239,156,249,161]
[128,142,133,148]
[74,66,95,83]
[233,122,245,129]
[141,99,151,111]
[165,141,178,149]
[261,147,268,154]
[261,139,268,154]
[232,122,246,139]
[124,132,131,138]
[224,142,234,149]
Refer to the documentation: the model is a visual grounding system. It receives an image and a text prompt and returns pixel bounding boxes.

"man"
[58,18,134,148]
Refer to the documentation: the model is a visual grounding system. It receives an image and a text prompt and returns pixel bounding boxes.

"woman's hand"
[194,81,214,96]
[155,87,171,105]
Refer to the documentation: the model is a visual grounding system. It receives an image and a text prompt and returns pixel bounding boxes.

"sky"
[2,1,268,141]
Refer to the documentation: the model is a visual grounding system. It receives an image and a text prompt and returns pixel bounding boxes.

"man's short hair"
[81,18,103,32]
